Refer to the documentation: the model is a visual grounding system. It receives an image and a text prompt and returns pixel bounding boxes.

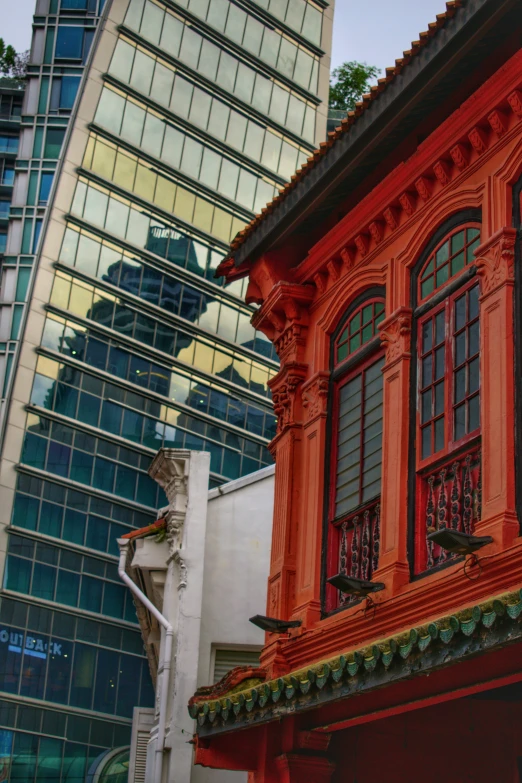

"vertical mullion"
[358,367,366,507]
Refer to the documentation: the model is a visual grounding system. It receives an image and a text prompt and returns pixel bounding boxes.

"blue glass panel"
[102,582,125,619]
[70,449,94,486]
[93,648,119,713]
[60,75,81,108]
[70,644,95,709]
[62,509,86,546]
[31,562,56,601]
[92,458,115,494]
[114,464,136,501]
[55,27,84,59]
[85,515,109,551]
[4,556,31,594]
[39,500,63,537]
[47,441,71,477]
[79,576,102,614]
[12,494,39,531]
[38,172,54,204]
[22,433,47,469]
[55,570,80,608]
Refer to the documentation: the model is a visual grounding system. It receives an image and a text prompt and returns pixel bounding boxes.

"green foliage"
[0,38,28,79]
[329,61,380,112]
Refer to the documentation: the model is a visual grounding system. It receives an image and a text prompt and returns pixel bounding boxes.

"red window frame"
[416,276,480,472]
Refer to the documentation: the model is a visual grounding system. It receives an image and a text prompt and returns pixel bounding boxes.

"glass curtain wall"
[0,0,331,777]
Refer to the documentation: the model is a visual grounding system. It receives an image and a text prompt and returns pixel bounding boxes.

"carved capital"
[379,307,412,369]
[474,227,517,297]
[301,371,330,423]
[269,364,308,435]
[149,449,190,562]
[253,283,315,363]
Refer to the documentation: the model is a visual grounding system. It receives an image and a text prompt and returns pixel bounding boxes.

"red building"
[188,1,522,780]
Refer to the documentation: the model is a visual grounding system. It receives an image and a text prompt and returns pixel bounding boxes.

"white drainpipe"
[118,539,173,783]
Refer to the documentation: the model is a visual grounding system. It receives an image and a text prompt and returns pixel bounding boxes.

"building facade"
[0,78,25,408]
[188,1,522,780]
[0,0,333,777]
[119,450,274,783]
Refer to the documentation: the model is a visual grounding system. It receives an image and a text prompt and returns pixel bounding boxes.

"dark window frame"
[321,286,385,616]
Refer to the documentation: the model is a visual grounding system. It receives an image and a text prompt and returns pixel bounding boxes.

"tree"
[0,38,28,79]
[329,61,380,112]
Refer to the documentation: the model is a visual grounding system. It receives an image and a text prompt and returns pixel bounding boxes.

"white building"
[118,448,274,783]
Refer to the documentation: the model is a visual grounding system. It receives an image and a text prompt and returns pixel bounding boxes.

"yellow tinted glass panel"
[91,140,116,180]
[193,197,213,233]
[113,152,137,192]
[69,282,93,318]
[135,164,157,202]
[153,177,176,213]
[192,341,214,373]
[212,207,233,242]
[174,186,196,224]
[82,135,95,170]
[50,275,71,309]
[36,355,60,380]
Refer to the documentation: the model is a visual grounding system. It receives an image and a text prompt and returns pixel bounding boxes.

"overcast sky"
[4,0,448,76]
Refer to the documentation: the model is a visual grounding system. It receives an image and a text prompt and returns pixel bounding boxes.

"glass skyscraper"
[0,0,333,777]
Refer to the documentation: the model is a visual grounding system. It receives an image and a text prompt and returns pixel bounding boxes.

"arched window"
[411,215,482,574]
[325,292,385,612]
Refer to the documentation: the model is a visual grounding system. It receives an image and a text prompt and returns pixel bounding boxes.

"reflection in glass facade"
[0,0,332,775]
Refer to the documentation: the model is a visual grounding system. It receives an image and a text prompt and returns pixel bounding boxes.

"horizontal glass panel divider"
[232,0,325,55]
[38,324,273,408]
[15,464,158,514]
[85,126,267,222]
[43,303,274,410]
[58,223,248,319]
[118,23,320,121]
[62,212,236,300]
[28,362,269,453]
[8,524,119,564]
[52,260,278,369]
[96,78,289,187]
[34,345,272,445]
[101,64,315,157]
[75,166,248,250]
[17,438,229,490]
[54,223,255,318]
[38,343,273,430]
[0,693,134,726]
[26,402,168,458]
[125,5,321,104]
[1,588,141,631]
[78,139,256,224]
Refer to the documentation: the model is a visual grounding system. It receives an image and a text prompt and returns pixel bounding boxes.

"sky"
[4,0,448,76]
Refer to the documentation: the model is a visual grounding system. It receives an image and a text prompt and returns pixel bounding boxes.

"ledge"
[188,586,522,734]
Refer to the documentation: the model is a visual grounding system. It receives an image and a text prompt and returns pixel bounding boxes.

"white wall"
[192,464,274,783]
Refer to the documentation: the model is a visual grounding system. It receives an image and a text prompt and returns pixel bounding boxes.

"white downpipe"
[118,539,173,783]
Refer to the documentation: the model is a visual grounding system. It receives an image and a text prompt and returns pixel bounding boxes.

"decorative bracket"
[379,307,412,370]
[474,227,517,297]
[301,371,330,424]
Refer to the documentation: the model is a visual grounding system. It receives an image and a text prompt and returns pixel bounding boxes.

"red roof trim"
[121,517,166,540]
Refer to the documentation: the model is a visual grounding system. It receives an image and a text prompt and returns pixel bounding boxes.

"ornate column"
[252,283,314,676]
[474,227,519,547]
[292,371,329,626]
[373,307,412,592]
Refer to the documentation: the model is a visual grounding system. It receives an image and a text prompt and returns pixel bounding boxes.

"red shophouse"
[189,1,522,780]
